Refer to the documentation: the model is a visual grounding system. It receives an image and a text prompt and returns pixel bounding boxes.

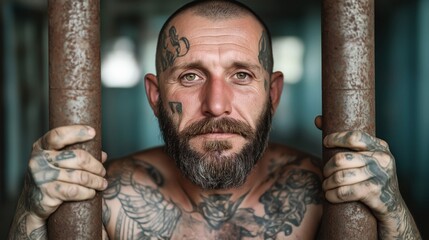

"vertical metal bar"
[319,0,377,239]
[47,0,101,239]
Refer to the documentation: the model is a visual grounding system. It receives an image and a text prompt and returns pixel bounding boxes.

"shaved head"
[155,0,273,75]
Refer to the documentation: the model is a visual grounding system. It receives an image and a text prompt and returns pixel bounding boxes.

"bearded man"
[9,0,421,239]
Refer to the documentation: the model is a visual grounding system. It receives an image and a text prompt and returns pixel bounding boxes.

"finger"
[57,169,107,191]
[43,182,98,202]
[101,151,108,163]
[314,115,322,130]
[323,166,371,191]
[49,149,106,176]
[324,181,380,204]
[33,125,95,151]
[323,131,389,151]
[323,152,367,177]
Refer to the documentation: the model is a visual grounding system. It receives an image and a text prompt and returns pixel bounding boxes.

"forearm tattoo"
[9,173,48,240]
[104,156,322,239]
[13,217,47,240]
[363,155,421,239]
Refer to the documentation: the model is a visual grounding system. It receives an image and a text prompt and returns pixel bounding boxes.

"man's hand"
[9,125,108,239]
[315,115,421,239]
[27,125,107,220]
[322,130,398,219]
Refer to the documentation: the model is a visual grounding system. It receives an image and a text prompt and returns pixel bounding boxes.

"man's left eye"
[236,72,249,79]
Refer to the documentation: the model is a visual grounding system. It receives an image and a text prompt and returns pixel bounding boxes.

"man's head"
[145,0,284,189]
[155,0,274,76]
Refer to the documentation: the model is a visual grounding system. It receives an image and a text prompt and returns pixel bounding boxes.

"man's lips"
[194,132,239,139]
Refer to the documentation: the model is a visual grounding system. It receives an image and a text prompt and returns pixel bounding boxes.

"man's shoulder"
[264,142,323,174]
[104,146,173,186]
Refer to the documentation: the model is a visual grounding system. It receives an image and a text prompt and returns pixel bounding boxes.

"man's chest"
[105,188,316,240]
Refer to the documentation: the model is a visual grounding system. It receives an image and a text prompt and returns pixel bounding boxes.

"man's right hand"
[27,125,107,220]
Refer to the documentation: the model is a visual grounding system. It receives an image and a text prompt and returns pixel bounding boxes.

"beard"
[157,99,272,190]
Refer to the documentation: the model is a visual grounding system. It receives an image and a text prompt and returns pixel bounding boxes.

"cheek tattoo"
[169,102,183,115]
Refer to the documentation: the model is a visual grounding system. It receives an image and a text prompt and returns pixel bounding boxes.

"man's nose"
[201,76,232,117]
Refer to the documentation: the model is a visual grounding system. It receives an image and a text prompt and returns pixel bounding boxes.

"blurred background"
[1,0,428,238]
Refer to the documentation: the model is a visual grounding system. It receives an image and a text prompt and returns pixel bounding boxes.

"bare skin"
[8,7,420,240]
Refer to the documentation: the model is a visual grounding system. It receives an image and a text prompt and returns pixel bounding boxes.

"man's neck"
[177,161,266,208]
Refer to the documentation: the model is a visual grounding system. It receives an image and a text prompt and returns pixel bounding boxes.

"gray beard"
[157,99,272,189]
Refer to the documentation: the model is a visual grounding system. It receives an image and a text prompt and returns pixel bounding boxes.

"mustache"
[180,117,254,139]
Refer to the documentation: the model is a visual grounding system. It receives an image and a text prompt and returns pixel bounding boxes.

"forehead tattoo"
[258,30,271,73]
[159,26,190,72]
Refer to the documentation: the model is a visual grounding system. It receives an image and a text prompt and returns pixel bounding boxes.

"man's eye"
[236,72,249,79]
[183,73,198,81]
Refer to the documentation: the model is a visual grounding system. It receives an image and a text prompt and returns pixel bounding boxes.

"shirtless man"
[9,0,421,239]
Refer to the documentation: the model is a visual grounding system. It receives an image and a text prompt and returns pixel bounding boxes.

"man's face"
[158,97,272,189]
[152,12,276,189]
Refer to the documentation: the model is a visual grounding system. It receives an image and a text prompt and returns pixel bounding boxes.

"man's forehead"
[167,11,263,37]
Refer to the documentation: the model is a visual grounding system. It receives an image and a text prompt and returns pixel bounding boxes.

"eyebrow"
[169,60,263,73]
[231,61,262,72]
[169,61,205,73]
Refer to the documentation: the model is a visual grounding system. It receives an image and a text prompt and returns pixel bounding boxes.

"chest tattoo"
[104,157,322,239]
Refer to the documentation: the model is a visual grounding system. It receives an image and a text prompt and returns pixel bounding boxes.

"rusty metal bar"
[319,0,377,239]
[47,0,101,239]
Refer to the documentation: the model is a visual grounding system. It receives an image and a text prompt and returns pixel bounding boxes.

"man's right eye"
[183,73,197,81]
[180,73,203,86]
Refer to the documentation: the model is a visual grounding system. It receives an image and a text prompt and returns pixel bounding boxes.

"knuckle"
[380,139,389,149]
[380,153,393,166]
[79,171,90,185]
[336,186,353,201]
[75,150,90,166]
[64,185,80,199]
[51,128,63,142]
[368,182,379,195]
[332,154,343,167]
[348,132,360,145]
[88,189,96,199]
[333,171,345,185]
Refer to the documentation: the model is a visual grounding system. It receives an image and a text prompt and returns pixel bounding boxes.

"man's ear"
[269,71,284,113]
[144,73,160,117]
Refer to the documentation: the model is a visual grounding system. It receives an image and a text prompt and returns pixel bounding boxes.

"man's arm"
[322,131,421,239]
[8,173,47,240]
[8,125,107,240]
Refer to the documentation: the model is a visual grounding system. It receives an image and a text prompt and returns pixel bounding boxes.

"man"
[9,0,421,239]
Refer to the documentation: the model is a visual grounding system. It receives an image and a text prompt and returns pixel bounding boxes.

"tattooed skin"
[9,171,48,240]
[159,26,190,72]
[168,102,183,115]
[31,154,60,185]
[327,131,421,239]
[104,159,181,239]
[258,30,272,74]
[104,153,322,239]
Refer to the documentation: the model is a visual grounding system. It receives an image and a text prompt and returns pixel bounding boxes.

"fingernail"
[87,127,96,137]
[103,179,108,189]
